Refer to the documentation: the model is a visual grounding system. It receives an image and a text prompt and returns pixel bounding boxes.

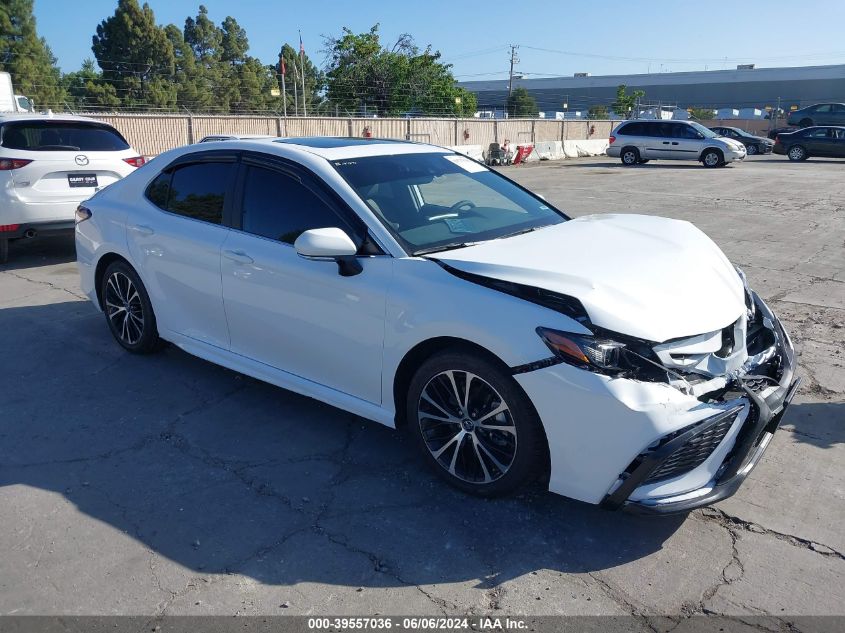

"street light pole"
[507,44,519,118]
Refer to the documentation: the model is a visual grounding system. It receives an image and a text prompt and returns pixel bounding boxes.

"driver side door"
[220,155,391,404]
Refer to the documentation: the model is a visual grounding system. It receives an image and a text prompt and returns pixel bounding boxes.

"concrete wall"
[82,113,624,157]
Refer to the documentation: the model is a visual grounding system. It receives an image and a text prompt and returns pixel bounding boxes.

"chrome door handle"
[223,249,254,264]
[662,141,670,144]
[671,142,679,145]
[128,224,154,236]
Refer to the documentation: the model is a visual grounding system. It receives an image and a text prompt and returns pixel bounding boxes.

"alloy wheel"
[704,151,720,167]
[788,146,805,161]
[622,150,637,165]
[746,144,758,155]
[104,271,145,345]
[417,370,517,484]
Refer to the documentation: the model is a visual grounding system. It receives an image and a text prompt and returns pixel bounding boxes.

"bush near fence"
[83,113,626,158]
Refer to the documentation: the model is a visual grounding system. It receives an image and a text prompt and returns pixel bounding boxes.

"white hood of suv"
[432,214,745,342]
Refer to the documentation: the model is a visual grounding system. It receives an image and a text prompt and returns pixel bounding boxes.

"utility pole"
[507,44,519,119]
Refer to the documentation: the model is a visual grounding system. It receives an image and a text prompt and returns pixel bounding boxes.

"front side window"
[815,105,832,113]
[686,121,719,139]
[673,123,702,139]
[0,121,130,151]
[333,153,566,255]
[147,162,233,224]
[240,166,349,244]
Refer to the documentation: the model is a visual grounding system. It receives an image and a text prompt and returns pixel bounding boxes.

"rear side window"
[240,165,350,244]
[146,161,234,225]
[0,121,130,151]
[618,122,644,136]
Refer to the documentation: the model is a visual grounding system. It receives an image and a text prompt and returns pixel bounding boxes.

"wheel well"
[94,253,132,309]
[700,147,724,161]
[621,145,638,156]
[392,337,512,431]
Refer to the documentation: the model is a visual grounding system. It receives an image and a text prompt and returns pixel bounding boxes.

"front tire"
[406,350,547,497]
[746,144,758,155]
[101,260,162,354]
[787,145,808,161]
[620,147,640,166]
[702,149,723,168]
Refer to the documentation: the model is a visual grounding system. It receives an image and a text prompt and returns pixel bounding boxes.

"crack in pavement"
[2,270,88,301]
[696,507,844,560]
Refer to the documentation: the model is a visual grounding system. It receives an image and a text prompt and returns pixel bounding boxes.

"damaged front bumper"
[610,293,800,514]
[515,292,800,514]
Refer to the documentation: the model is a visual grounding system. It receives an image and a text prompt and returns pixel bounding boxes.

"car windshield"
[0,121,130,151]
[688,121,719,139]
[332,152,566,255]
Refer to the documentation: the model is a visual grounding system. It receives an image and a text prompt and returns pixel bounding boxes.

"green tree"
[0,0,66,108]
[62,58,120,110]
[323,24,469,117]
[688,107,716,120]
[587,104,608,119]
[506,87,538,118]
[92,0,176,110]
[611,84,645,118]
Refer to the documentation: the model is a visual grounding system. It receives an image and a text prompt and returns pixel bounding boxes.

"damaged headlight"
[536,327,668,382]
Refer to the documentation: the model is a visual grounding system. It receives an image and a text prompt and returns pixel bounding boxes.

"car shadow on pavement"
[3,299,837,592]
[0,234,76,272]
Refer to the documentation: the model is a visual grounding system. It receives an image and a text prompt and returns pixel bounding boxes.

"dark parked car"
[773,126,845,161]
[787,103,845,128]
[709,126,774,155]
[767,126,797,140]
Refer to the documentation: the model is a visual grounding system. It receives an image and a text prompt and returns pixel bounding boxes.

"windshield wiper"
[495,225,548,240]
[413,241,485,256]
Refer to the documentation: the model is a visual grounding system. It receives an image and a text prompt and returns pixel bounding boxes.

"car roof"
[196,136,449,160]
[0,113,113,124]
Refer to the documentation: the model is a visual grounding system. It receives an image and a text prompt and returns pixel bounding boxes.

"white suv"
[607,119,747,167]
[0,114,144,263]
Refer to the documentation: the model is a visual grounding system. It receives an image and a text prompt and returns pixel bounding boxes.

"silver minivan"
[607,120,747,167]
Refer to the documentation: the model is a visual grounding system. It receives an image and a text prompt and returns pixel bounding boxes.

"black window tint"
[167,162,232,224]
[642,122,662,137]
[619,122,643,135]
[241,166,346,244]
[0,121,130,151]
[146,171,171,208]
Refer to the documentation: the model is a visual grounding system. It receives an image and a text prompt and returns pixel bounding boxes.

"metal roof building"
[460,64,845,115]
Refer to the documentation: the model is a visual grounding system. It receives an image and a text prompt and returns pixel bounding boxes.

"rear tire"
[787,145,808,161]
[0,238,8,265]
[799,118,813,128]
[100,260,163,354]
[620,147,640,166]
[702,149,723,168]
[406,349,548,497]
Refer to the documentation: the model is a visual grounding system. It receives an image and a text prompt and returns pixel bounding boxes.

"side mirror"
[294,227,362,276]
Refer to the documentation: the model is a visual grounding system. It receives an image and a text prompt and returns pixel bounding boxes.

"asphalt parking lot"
[1,154,843,625]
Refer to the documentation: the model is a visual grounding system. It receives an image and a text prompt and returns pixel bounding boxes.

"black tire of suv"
[406,349,549,498]
[799,118,813,128]
[100,260,164,354]
[621,147,640,166]
[0,238,8,265]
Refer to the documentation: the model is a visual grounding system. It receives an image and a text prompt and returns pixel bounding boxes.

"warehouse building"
[460,64,845,117]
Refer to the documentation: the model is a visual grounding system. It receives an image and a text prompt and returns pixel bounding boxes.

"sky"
[33,0,845,80]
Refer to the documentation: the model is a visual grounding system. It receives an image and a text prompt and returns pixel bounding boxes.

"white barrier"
[447,145,484,161]
[563,139,609,157]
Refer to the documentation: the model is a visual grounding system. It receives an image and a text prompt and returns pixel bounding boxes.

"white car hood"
[431,214,745,342]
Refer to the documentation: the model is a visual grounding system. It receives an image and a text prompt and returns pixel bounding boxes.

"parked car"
[76,137,799,514]
[767,126,797,140]
[709,126,774,155]
[787,103,845,128]
[773,126,845,161]
[0,114,144,263]
[197,134,276,143]
[608,120,746,167]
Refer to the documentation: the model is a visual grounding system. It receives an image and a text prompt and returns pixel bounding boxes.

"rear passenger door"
[128,152,236,349]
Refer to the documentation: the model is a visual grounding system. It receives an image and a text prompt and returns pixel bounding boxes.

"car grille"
[643,412,739,484]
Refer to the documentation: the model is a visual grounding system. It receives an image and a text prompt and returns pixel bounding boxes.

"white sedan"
[75,137,800,513]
